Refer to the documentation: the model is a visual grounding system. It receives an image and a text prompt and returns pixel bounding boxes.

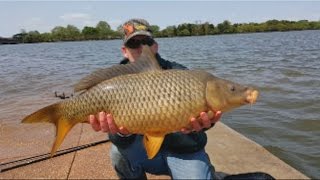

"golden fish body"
[22,46,259,159]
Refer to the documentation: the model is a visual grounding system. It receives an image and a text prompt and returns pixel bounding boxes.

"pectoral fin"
[143,133,165,159]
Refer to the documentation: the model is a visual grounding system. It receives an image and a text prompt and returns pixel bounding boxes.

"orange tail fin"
[22,103,76,156]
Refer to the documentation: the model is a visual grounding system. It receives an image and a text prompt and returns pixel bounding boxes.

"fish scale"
[71,70,208,133]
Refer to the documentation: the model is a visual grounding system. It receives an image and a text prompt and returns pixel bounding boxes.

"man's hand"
[181,111,222,134]
[88,111,222,135]
[88,112,129,135]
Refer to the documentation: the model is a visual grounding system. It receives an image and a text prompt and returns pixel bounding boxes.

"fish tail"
[22,103,76,157]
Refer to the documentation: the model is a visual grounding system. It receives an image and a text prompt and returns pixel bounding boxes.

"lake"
[0,30,319,178]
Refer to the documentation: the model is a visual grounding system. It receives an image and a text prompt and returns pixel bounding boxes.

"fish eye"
[230,85,236,92]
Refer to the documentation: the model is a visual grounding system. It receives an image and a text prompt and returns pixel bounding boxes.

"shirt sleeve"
[108,133,137,149]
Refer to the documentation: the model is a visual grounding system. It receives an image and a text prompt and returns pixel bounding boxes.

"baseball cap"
[122,18,153,44]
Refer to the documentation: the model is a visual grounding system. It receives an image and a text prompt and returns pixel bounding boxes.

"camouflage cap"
[122,18,153,44]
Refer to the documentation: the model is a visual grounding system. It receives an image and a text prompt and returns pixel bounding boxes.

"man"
[88,18,222,179]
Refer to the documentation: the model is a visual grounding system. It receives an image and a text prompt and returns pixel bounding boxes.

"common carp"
[22,46,259,159]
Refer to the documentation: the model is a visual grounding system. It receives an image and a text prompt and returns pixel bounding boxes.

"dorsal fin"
[74,45,161,92]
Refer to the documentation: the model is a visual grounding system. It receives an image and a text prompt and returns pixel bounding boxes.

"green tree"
[40,32,53,42]
[8,19,320,44]
[82,26,98,40]
[24,31,42,43]
[65,25,81,41]
[201,22,212,35]
[178,29,190,36]
[161,25,177,37]
[96,21,112,39]
[309,21,320,29]
[177,23,191,36]
[51,26,67,41]
[193,20,202,35]
[12,29,28,43]
[296,20,310,30]
[217,20,234,33]
[266,19,280,31]
[150,25,160,37]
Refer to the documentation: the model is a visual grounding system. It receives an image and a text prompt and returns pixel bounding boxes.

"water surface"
[0,30,319,178]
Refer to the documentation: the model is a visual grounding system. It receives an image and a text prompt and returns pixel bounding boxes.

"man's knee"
[167,150,215,179]
[110,145,146,179]
[110,145,123,167]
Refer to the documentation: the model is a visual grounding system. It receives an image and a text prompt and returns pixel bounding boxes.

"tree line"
[9,19,320,43]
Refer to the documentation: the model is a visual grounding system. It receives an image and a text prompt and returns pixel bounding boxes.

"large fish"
[22,46,259,159]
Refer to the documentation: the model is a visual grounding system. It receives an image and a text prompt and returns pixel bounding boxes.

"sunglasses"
[125,38,155,49]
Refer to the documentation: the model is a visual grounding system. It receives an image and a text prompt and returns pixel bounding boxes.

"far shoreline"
[1,29,320,46]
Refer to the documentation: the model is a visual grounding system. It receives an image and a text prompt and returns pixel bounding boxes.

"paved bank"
[0,123,308,179]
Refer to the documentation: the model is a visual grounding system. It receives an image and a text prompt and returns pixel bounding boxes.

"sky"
[0,1,320,37]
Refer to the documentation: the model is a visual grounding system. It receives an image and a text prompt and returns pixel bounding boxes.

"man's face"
[122,35,158,62]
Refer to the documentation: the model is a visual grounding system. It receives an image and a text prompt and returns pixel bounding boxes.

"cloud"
[108,19,123,29]
[29,17,42,23]
[59,14,124,30]
[18,17,53,33]
[59,12,98,29]
[60,13,91,21]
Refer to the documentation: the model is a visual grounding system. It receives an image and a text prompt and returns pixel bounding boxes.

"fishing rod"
[0,139,110,173]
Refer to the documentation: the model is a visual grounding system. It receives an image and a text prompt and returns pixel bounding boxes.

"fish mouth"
[245,90,259,105]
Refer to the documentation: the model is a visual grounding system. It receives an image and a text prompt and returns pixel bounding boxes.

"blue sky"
[1,1,320,37]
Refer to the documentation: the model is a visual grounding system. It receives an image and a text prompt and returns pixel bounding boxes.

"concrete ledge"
[0,123,308,179]
[206,123,308,179]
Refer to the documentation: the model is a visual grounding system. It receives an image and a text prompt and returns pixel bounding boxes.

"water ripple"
[1,30,319,178]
